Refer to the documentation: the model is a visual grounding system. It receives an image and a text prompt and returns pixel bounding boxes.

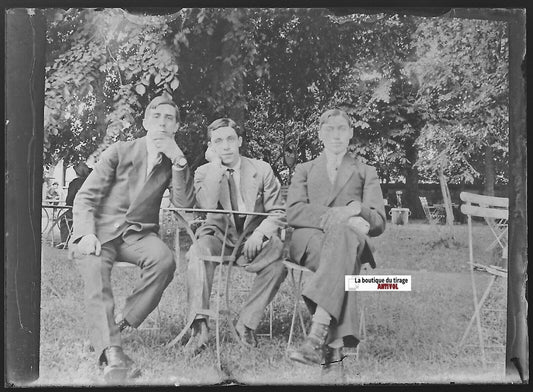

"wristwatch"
[172,156,187,168]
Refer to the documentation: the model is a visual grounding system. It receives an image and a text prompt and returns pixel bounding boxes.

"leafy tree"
[406,17,508,226]
[45,8,180,168]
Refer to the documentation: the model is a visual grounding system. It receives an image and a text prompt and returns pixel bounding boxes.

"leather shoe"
[288,321,329,366]
[321,347,346,383]
[234,321,258,348]
[116,317,135,333]
[184,319,209,356]
[98,346,141,383]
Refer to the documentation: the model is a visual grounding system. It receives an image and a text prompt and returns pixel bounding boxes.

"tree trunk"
[93,78,107,145]
[484,144,496,196]
[404,140,425,219]
[506,10,528,382]
[211,12,245,146]
[5,8,46,384]
[438,167,455,240]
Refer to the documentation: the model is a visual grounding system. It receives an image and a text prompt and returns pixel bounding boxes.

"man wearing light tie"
[70,95,195,382]
[286,109,386,379]
[185,118,286,355]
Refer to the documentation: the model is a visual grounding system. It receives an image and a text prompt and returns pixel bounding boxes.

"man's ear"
[142,118,149,131]
[238,136,243,147]
[317,130,324,143]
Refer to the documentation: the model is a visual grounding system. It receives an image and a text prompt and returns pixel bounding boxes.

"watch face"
[177,157,187,167]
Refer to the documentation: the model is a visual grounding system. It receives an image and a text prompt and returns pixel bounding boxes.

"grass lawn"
[33,219,508,386]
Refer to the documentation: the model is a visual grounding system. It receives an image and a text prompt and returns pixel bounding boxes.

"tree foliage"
[406,17,509,184]
[44,8,509,200]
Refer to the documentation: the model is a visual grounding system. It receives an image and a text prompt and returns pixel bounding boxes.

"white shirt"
[324,149,346,184]
[145,137,162,178]
[225,158,246,212]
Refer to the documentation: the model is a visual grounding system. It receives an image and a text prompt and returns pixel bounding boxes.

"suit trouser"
[186,235,287,330]
[295,223,366,347]
[75,233,175,357]
[59,210,72,243]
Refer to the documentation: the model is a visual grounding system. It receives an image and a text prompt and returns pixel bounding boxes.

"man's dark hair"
[74,162,91,178]
[318,108,352,128]
[206,118,243,139]
[144,95,181,123]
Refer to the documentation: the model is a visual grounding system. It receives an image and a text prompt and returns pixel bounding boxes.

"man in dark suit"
[69,95,195,382]
[58,162,91,248]
[185,118,286,354]
[286,109,386,378]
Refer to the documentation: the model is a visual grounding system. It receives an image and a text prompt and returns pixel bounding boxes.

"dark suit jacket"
[287,152,386,267]
[194,156,285,247]
[72,137,195,245]
[66,177,87,206]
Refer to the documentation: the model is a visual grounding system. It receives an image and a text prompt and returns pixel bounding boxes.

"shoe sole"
[288,350,322,366]
[103,366,129,384]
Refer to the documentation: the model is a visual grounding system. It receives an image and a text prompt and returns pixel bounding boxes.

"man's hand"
[77,234,102,256]
[151,131,184,161]
[243,231,265,261]
[320,205,360,233]
[204,146,222,166]
[348,216,370,235]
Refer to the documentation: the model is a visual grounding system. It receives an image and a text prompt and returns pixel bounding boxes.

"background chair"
[419,196,445,224]
[458,191,508,372]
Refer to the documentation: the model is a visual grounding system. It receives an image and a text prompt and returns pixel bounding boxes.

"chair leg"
[459,275,497,348]
[269,302,273,339]
[286,269,304,351]
[215,259,223,370]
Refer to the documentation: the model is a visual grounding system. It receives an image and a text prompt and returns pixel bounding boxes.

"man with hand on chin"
[286,109,386,380]
[185,118,286,355]
[69,95,194,383]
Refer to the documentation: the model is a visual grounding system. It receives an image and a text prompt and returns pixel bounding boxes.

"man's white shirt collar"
[324,149,346,184]
[325,149,347,168]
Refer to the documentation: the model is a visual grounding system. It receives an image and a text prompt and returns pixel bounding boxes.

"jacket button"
[113,223,120,229]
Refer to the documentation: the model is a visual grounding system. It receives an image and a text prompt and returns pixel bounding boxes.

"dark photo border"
[3,0,528,386]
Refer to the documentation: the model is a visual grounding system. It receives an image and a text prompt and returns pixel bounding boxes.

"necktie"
[328,157,339,184]
[147,152,162,177]
[227,168,244,233]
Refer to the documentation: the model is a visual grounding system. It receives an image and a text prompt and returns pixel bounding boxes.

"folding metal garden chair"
[282,226,367,360]
[458,192,508,371]
[163,207,275,370]
[419,196,445,224]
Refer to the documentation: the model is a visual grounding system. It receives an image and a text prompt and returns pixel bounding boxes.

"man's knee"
[147,246,175,275]
[260,260,287,279]
[187,242,212,265]
[325,222,365,245]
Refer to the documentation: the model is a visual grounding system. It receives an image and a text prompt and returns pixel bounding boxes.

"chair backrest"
[460,192,508,220]
[419,196,433,219]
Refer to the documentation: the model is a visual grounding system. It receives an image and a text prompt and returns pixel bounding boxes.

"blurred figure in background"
[46,181,61,204]
[57,162,92,249]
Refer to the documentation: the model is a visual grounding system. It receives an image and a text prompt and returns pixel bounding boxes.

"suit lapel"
[308,153,332,206]
[240,157,259,228]
[127,155,171,219]
[326,154,356,206]
[128,138,148,203]
[241,157,258,212]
